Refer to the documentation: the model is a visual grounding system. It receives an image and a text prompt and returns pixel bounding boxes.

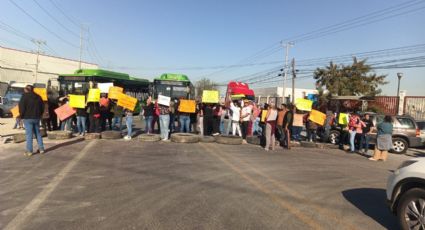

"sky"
[0,0,424,95]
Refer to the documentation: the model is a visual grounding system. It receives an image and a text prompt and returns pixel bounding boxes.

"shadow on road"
[45,138,85,153]
[342,188,399,230]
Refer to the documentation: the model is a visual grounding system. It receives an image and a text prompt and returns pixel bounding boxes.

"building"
[0,46,98,87]
[253,86,318,104]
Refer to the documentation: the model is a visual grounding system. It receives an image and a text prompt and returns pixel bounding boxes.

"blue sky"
[0,0,424,95]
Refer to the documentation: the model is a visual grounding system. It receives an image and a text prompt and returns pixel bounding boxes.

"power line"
[32,0,80,38]
[48,0,81,28]
[8,0,78,48]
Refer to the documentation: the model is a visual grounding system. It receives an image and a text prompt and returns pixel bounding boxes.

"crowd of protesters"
[16,84,393,162]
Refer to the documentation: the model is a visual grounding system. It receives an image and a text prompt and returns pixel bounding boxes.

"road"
[0,136,417,230]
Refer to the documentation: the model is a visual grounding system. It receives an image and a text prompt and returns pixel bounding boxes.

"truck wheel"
[392,137,408,154]
[138,134,161,142]
[171,133,199,143]
[216,135,243,145]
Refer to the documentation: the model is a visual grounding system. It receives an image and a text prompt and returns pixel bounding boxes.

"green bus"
[58,69,150,99]
[153,73,194,99]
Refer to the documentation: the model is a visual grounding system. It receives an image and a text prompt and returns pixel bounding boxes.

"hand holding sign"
[87,89,100,102]
[54,104,76,121]
[178,100,196,113]
[69,95,86,108]
[117,93,138,111]
[309,109,326,126]
[157,95,171,106]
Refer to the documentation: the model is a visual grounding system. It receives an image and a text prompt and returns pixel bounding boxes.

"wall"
[0,46,98,86]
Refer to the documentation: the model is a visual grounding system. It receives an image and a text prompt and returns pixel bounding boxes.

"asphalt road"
[0,137,416,230]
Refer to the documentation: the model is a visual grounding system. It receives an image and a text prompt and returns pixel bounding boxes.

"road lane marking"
[199,143,321,230]
[218,145,359,230]
[4,140,97,230]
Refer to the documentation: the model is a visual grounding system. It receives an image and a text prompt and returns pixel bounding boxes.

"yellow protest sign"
[34,88,47,101]
[87,89,100,102]
[11,105,20,118]
[69,94,86,109]
[295,98,313,111]
[108,86,123,100]
[338,113,349,125]
[202,90,219,103]
[117,93,137,111]
[178,99,196,113]
[309,109,326,126]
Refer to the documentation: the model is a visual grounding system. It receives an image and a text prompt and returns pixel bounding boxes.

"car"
[327,114,422,154]
[387,158,425,230]
[0,96,14,117]
[416,120,425,145]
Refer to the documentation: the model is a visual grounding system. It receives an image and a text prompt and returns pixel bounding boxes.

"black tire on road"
[396,188,425,230]
[216,135,243,145]
[246,136,261,145]
[85,133,101,140]
[391,137,408,154]
[138,134,161,142]
[47,131,73,140]
[101,131,122,140]
[171,133,199,143]
[200,136,215,143]
[13,133,26,143]
[328,130,340,145]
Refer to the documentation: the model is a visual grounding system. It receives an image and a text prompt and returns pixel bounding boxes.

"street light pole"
[396,72,403,115]
[282,41,294,104]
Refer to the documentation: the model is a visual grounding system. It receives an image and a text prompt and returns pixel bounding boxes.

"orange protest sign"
[108,86,123,100]
[178,99,196,113]
[117,93,138,111]
[54,104,76,121]
[34,88,47,101]
[11,105,20,118]
[308,109,326,126]
[69,94,86,109]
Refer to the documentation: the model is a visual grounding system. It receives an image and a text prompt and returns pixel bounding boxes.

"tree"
[314,57,387,97]
[195,78,218,98]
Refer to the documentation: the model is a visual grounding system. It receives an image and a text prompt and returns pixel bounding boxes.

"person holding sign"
[59,96,72,131]
[143,97,154,134]
[158,103,171,141]
[18,85,45,156]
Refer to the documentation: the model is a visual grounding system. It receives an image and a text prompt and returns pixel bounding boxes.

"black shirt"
[362,118,374,133]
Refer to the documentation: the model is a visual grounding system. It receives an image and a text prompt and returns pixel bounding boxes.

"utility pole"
[32,39,46,84]
[79,24,85,70]
[291,58,296,104]
[282,41,294,104]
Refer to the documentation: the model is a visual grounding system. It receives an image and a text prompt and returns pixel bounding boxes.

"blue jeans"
[291,126,303,141]
[349,130,357,152]
[169,114,176,132]
[159,114,170,140]
[23,119,44,153]
[253,118,260,135]
[61,118,72,131]
[76,116,87,134]
[179,115,190,133]
[113,116,123,131]
[145,116,153,133]
[126,116,133,137]
[361,133,371,152]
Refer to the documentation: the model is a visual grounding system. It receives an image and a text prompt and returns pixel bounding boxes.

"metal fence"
[404,96,425,120]
[367,96,399,115]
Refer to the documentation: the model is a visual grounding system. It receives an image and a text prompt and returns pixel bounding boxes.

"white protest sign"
[98,83,114,94]
[157,95,171,106]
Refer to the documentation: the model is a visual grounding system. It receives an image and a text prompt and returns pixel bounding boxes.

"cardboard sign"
[87,89,100,102]
[54,104,76,121]
[108,86,123,100]
[338,113,349,125]
[117,93,138,111]
[178,99,196,113]
[34,88,47,101]
[69,95,86,109]
[295,98,313,111]
[98,83,114,93]
[157,95,171,106]
[202,90,219,103]
[11,105,19,118]
[309,109,326,126]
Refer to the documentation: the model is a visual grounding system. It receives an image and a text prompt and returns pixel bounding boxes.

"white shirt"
[230,102,241,121]
[241,106,252,122]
